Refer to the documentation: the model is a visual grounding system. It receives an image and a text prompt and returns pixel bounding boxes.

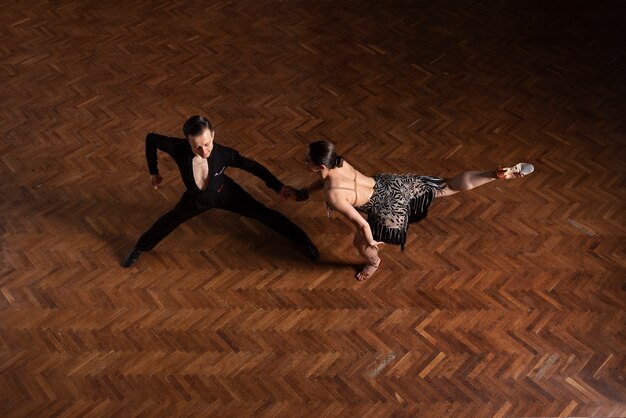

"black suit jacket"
[145,133,284,203]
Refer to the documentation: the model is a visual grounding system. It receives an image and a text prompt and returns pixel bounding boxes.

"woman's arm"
[305,179,324,194]
[327,191,381,248]
[291,179,323,201]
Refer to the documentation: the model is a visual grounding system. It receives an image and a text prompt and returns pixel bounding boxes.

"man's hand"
[279,185,297,200]
[150,174,163,190]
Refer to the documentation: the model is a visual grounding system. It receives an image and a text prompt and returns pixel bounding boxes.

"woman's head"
[306,140,344,171]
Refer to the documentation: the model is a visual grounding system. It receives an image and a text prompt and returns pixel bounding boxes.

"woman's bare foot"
[355,258,381,281]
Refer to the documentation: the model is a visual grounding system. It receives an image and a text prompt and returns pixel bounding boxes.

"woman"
[296,140,534,280]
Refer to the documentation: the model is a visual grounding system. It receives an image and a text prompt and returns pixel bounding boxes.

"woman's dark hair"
[308,140,344,168]
[183,115,213,138]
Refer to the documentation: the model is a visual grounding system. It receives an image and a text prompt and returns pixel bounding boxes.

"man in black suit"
[123,115,318,267]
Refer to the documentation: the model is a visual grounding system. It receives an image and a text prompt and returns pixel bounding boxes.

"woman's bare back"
[324,160,376,207]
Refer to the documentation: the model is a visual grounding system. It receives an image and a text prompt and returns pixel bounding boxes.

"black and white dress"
[354,174,447,250]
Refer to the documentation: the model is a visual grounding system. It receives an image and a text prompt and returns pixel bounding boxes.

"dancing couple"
[124,116,534,280]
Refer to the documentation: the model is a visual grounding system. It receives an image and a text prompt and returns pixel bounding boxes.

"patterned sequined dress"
[354,174,447,250]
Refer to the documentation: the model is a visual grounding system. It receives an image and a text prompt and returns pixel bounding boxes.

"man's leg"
[220,183,319,261]
[123,194,206,267]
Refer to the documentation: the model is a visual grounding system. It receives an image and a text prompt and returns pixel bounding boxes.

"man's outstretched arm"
[228,149,285,193]
[145,133,180,175]
[145,133,183,189]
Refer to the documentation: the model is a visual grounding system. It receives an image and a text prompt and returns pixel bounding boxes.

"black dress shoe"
[303,240,319,262]
[122,248,141,268]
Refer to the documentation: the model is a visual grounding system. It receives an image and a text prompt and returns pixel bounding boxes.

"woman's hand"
[367,241,385,251]
[279,186,309,201]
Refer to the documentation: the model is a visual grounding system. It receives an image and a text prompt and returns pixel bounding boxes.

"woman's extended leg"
[438,170,496,197]
[438,163,534,197]
[353,231,381,281]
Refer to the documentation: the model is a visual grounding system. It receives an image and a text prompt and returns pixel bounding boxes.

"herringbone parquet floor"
[1,0,625,416]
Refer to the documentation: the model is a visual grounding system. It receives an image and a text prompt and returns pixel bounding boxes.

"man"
[122,115,318,267]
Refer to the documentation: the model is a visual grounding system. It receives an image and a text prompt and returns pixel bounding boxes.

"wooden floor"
[1,0,625,416]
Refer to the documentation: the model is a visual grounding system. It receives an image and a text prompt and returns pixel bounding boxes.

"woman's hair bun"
[308,140,343,169]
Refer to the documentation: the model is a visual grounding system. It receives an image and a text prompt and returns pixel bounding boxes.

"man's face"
[188,128,215,158]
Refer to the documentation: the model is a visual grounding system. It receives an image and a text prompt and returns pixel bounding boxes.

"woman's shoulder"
[345,161,375,182]
[341,159,355,170]
[337,160,360,177]
[324,188,351,210]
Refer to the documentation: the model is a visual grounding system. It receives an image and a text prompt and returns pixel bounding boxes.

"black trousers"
[135,181,312,252]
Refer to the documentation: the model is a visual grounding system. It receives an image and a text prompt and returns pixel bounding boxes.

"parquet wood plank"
[1,0,625,416]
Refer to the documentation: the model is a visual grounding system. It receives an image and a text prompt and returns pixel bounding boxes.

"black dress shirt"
[145,133,284,200]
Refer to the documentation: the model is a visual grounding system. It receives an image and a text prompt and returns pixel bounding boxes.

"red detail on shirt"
[218,184,224,193]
